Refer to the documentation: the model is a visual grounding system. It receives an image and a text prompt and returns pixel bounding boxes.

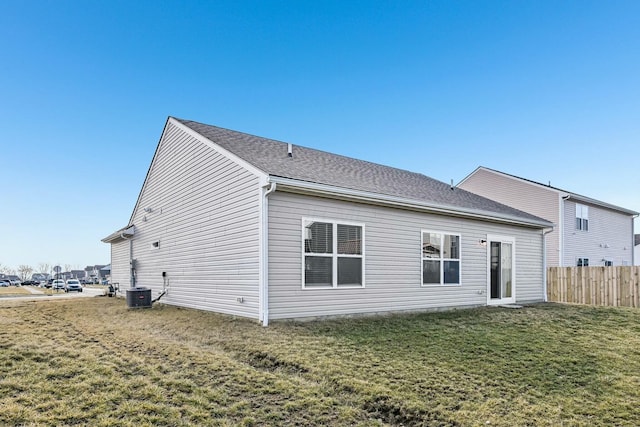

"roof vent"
[287,143,293,157]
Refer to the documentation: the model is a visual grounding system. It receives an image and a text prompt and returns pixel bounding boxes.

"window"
[577,258,589,267]
[303,219,364,288]
[604,260,613,267]
[422,231,460,285]
[576,204,589,231]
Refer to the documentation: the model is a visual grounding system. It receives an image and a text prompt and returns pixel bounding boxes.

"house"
[102,117,553,325]
[635,235,640,266]
[32,273,50,282]
[70,270,86,279]
[85,265,108,282]
[458,167,638,267]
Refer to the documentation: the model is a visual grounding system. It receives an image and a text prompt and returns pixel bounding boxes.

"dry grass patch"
[0,287,32,296]
[0,299,639,426]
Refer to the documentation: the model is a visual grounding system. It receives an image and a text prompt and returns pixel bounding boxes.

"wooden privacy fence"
[547,266,640,308]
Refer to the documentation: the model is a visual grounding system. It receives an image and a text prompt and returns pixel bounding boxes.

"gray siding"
[127,121,262,319]
[110,239,130,290]
[458,168,561,266]
[563,200,634,266]
[267,192,544,320]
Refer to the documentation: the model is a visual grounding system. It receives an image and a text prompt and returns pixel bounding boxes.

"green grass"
[0,299,639,426]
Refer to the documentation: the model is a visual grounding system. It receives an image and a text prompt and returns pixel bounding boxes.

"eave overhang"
[101,225,135,243]
[562,193,639,216]
[269,176,554,229]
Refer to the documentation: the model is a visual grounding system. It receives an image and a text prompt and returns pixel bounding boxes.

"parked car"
[22,279,39,286]
[6,276,22,286]
[0,280,10,287]
[52,279,66,290]
[65,279,83,293]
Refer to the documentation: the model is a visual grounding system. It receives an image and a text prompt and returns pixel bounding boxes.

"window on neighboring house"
[303,219,364,288]
[575,204,589,231]
[422,231,461,285]
[604,260,613,267]
[577,258,589,267]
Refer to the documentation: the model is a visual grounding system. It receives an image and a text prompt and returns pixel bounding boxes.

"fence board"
[547,266,640,308]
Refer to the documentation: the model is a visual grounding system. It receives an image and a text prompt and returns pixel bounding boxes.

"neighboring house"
[458,167,638,267]
[32,273,50,282]
[635,235,640,266]
[70,270,86,279]
[102,117,553,325]
[85,265,107,281]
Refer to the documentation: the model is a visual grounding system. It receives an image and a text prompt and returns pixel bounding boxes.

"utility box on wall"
[126,287,152,308]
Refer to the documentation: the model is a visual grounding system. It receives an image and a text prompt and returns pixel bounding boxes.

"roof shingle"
[176,118,552,227]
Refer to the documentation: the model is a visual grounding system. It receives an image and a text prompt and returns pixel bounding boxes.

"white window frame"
[302,217,365,289]
[575,204,589,231]
[421,230,461,287]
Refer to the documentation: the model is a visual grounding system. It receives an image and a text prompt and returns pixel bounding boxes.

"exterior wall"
[126,122,262,319]
[458,168,561,266]
[110,239,130,289]
[267,192,544,320]
[563,200,634,266]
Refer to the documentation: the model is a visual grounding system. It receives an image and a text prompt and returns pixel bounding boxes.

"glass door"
[488,236,515,305]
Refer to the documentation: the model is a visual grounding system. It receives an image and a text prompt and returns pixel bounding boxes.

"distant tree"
[18,265,34,281]
[64,264,73,274]
[38,262,51,275]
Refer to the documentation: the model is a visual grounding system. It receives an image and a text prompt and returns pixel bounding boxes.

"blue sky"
[1,0,639,272]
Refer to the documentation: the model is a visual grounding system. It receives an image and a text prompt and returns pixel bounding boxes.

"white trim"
[486,234,516,305]
[130,117,270,225]
[170,118,269,180]
[420,229,462,287]
[272,177,552,229]
[301,217,365,289]
[461,167,638,216]
[460,167,563,196]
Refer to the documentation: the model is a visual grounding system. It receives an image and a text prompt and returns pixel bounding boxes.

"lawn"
[0,286,32,297]
[0,299,638,426]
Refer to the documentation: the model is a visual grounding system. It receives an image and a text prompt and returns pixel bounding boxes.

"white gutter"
[542,226,555,302]
[633,214,639,266]
[260,181,277,326]
[269,176,553,229]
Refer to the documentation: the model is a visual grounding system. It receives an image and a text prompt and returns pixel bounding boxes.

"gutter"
[633,214,639,266]
[260,181,277,326]
[542,226,555,302]
[101,225,136,291]
[269,176,553,229]
[562,193,639,216]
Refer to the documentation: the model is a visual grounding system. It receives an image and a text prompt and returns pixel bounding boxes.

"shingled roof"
[175,117,552,228]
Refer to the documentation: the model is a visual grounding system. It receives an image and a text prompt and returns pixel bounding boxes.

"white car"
[52,279,66,290]
[65,279,83,292]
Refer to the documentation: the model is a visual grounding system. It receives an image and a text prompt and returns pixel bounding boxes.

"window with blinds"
[303,219,364,288]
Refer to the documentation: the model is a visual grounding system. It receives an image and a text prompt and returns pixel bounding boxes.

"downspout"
[261,181,277,326]
[542,226,555,302]
[633,214,638,266]
[120,232,135,289]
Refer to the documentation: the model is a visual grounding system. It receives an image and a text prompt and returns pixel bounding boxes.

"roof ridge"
[173,117,440,184]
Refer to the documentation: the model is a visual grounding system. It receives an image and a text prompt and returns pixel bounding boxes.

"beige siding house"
[103,118,552,324]
[458,167,638,267]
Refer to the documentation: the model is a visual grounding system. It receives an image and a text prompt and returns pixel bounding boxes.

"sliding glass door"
[487,236,515,304]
